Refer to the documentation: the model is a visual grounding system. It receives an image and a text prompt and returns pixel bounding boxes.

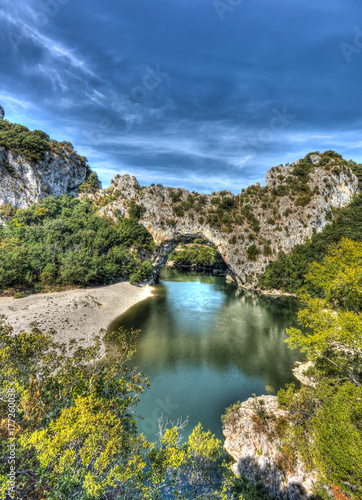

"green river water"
[109,267,302,442]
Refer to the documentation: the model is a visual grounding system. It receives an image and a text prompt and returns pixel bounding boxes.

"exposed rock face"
[223,396,317,499]
[292,361,318,388]
[0,147,92,209]
[97,159,358,286]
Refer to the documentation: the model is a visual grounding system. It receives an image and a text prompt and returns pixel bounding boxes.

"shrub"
[169,189,183,203]
[296,194,312,207]
[263,244,272,256]
[0,119,88,164]
[78,172,100,193]
[173,205,185,217]
[247,244,260,261]
[128,201,146,220]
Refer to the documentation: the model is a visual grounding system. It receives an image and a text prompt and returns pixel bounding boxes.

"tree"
[0,318,241,499]
[0,195,154,291]
[305,238,362,313]
[246,244,259,261]
[311,383,362,497]
[285,239,362,384]
[0,319,151,499]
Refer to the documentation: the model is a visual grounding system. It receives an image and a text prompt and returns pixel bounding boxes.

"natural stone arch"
[97,162,358,288]
[146,231,236,285]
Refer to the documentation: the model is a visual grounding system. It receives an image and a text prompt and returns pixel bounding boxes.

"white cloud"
[0,2,94,77]
[0,92,32,110]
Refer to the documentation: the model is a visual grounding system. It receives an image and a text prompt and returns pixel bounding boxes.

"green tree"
[305,238,362,312]
[311,383,362,496]
[0,318,242,499]
[0,195,154,291]
[285,239,362,384]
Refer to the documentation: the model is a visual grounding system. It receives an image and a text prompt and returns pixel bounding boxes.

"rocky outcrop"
[292,361,318,388]
[223,396,318,499]
[97,156,358,286]
[0,147,93,209]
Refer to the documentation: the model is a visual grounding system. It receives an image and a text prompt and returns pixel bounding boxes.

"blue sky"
[1,0,362,193]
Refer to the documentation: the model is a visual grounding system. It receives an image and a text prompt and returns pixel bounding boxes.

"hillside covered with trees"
[0,119,86,163]
[0,195,154,294]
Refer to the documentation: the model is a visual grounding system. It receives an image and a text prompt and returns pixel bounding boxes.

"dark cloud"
[0,0,361,193]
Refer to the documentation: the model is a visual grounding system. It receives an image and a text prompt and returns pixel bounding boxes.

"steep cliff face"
[97,154,358,286]
[223,396,317,499]
[0,147,92,209]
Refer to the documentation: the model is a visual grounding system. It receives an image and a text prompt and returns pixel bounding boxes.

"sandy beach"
[0,282,154,350]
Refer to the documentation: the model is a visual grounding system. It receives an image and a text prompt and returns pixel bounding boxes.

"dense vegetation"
[0,119,88,164]
[2,238,360,499]
[259,159,362,292]
[0,321,247,499]
[275,239,362,498]
[0,196,154,292]
[169,241,227,271]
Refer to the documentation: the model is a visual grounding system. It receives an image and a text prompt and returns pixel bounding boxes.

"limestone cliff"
[0,147,93,209]
[222,396,317,499]
[96,153,358,287]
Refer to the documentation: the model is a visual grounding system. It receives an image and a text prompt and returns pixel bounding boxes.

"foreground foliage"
[0,195,154,291]
[276,238,362,499]
[0,318,246,499]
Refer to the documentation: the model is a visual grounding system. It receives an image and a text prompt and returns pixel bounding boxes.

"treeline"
[169,241,227,270]
[0,195,154,292]
[259,160,362,292]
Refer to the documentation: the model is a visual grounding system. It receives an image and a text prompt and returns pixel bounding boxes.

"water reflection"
[109,268,302,441]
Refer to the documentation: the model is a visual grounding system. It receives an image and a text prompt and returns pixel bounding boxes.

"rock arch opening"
[148,234,236,285]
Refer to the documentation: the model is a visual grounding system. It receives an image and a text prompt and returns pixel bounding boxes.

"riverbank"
[0,282,154,351]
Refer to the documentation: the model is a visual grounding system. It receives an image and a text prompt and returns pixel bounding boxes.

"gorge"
[1,121,361,499]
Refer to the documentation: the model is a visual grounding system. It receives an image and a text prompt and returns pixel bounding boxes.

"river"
[109,267,302,442]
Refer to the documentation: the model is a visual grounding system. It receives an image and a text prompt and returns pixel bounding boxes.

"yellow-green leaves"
[22,394,148,497]
[305,237,362,312]
[188,423,222,462]
[286,239,362,383]
[312,383,362,496]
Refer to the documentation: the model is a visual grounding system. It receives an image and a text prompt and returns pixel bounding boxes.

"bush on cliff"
[0,119,88,165]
